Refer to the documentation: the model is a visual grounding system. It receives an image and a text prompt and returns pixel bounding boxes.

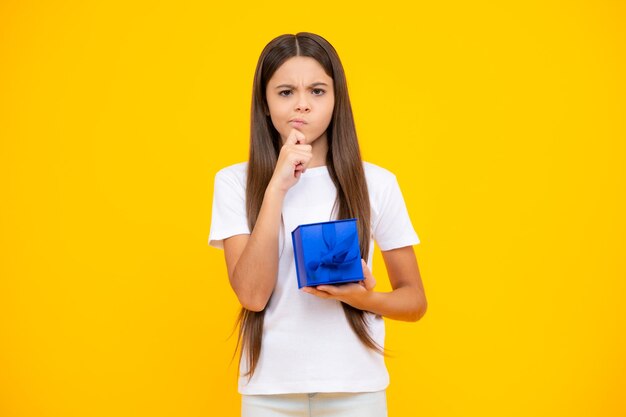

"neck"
[308,132,328,168]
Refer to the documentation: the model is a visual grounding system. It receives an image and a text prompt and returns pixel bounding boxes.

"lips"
[289,119,307,128]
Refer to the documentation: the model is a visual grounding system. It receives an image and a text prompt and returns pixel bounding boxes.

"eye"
[312,88,325,96]
[278,90,292,97]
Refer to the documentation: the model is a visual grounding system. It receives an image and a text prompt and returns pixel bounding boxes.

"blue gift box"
[291,218,364,288]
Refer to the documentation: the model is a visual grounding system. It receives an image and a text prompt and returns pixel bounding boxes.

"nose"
[295,95,311,113]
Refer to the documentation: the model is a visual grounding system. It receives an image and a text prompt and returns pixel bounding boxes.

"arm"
[223,185,284,312]
[302,245,427,322]
[223,129,311,312]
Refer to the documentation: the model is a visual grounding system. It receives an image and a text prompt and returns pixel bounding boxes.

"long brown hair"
[237,32,381,379]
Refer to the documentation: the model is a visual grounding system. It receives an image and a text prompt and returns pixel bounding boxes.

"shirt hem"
[238,379,390,395]
[377,237,420,252]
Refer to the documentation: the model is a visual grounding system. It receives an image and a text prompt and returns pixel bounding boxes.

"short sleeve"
[208,166,251,249]
[371,174,420,251]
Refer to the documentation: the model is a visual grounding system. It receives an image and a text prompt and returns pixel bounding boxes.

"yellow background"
[1,1,625,416]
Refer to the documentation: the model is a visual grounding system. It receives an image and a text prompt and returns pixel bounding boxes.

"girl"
[209,32,427,417]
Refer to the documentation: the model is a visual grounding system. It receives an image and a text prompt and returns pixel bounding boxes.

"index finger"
[286,128,306,145]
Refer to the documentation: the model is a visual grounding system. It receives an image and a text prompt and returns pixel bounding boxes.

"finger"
[295,144,312,154]
[292,153,312,175]
[293,129,306,144]
[285,129,301,145]
[302,286,332,298]
[361,259,376,291]
[286,129,306,145]
[315,285,339,295]
[292,150,313,164]
[294,163,305,178]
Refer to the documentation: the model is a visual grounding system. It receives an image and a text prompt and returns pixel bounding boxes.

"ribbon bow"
[306,222,360,283]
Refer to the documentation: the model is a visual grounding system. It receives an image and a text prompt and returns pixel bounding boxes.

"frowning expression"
[265,56,335,145]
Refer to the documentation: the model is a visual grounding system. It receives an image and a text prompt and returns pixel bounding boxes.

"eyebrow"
[274,82,329,89]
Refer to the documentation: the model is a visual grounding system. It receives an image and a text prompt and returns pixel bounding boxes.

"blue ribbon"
[306,222,360,283]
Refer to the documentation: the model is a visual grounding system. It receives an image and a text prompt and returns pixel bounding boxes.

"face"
[265,56,335,145]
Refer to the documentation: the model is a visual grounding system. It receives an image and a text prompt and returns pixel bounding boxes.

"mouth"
[289,119,307,128]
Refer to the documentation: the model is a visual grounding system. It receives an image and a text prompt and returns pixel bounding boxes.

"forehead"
[268,56,333,85]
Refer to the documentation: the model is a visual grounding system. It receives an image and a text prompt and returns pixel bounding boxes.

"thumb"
[361,259,376,291]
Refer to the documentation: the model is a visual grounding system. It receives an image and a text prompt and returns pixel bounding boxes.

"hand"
[302,259,376,310]
[268,129,312,193]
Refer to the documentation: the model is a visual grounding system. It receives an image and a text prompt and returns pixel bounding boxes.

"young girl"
[209,32,427,417]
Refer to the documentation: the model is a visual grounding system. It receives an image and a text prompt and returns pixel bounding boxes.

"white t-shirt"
[208,161,420,395]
